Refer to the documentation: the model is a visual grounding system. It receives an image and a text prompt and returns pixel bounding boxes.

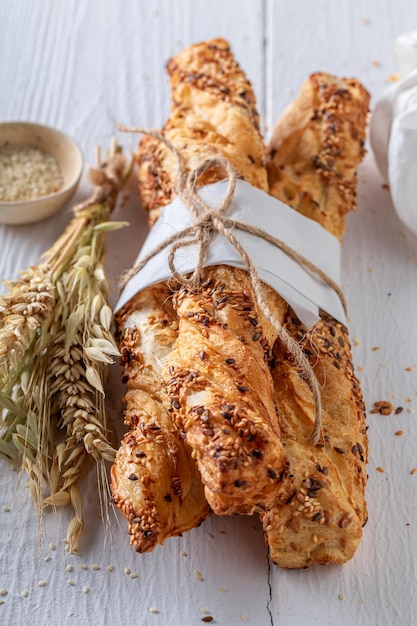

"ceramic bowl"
[0,121,83,224]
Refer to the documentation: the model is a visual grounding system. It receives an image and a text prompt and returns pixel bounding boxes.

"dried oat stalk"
[0,141,130,551]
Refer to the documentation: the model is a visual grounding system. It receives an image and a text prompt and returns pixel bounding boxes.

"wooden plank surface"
[1,1,417,624]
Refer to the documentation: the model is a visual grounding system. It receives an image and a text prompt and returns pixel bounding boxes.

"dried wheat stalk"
[0,142,130,551]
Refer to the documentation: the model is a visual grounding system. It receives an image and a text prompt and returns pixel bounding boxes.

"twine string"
[72,146,127,216]
[117,125,348,444]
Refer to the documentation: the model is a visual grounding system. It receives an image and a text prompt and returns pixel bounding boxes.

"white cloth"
[371,30,417,236]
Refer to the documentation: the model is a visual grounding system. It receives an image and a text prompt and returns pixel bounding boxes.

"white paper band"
[116,180,345,328]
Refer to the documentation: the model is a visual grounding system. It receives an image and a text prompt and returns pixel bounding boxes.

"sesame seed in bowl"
[0,121,83,225]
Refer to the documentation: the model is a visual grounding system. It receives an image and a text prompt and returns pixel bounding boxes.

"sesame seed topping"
[83,586,89,594]
[0,589,8,596]
[124,567,131,575]
[1,506,10,513]
[66,565,73,573]
[194,569,204,581]
[411,468,417,475]
[67,579,75,586]
[38,581,46,587]
[49,543,56,551]
[107,565,114,572]
[91,564,100,571]
[21,590,28,598]
[149,607,159,614]
[376,466,385,473]
[79,563,88,570]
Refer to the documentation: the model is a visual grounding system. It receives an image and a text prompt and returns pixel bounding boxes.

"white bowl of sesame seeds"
[0,121,83,224]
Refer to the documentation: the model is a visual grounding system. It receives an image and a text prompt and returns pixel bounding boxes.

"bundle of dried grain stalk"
[0,141,130,551]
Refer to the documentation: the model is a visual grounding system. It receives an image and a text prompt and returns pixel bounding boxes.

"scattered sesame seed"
[107,565,114,572]
[82,586,89,594]
[410,468,417,475]
[66,565,73,573]
[376,466,385,473]
[0,600,4,605]
[44,555,51,562]
[240,615,248,622]
[201,617,214,623]
[38,581,46,587]
[371,346,380,351]
[91,564,100,571]
[21,590,28,598]
[180,551,187,557]
[124,567,131,575]
[67,579,75,586]
[194,569,204,582]
[217,587,228,593]
[205,532,215,539]
[0,589,8,596]
[339,594,345,601]
[1,506,10,513]
[49,543,56,551]
[129,574,138,580]
[395,407,404,415]
[201,608,210,614]
[395,430,404,436]
[149,607,159,614]
[79,563,88,570]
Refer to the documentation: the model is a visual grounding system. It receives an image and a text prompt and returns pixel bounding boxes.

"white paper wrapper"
[371,30,417,236]
[116,180,345,328]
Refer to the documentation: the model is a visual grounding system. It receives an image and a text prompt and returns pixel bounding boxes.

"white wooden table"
[1,1,417,624]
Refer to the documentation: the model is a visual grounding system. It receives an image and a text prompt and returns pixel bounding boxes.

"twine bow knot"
[118,126,348,444]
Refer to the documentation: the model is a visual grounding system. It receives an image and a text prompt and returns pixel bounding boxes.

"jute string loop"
[118,126,348,444]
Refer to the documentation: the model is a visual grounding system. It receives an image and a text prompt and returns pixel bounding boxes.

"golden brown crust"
[263,73,369,568]
[137,39,291,515]
[164,267,291,516]
[137,38,268,225]
[111,284,210,552]
[262,312,367,567]
[267,72,369,240]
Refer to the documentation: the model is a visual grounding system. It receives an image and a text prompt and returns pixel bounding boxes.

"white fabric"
[371,30,417,236]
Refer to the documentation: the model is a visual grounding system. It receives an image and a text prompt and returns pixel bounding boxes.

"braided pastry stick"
[136,38,292,517]
[263,73,369,567]
[111,283,210,552]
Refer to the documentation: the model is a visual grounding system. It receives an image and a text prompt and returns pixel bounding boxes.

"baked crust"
[137,38,268,225]
[111,284,210,552]
[263,72,369,567]
[150,39,292,515]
